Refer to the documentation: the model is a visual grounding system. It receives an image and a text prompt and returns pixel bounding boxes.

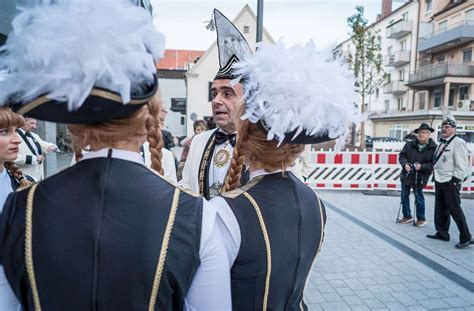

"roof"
[157,49,205,70]
[433,0,469,18]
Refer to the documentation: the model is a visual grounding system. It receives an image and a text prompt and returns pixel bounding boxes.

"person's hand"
[48,145,58,153]
[404,164,411,172]
[36,155,45,163]
[415,163,421,171]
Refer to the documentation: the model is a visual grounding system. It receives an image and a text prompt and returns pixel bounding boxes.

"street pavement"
[304,190,474,310]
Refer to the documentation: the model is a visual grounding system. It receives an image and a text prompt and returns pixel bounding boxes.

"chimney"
[381,0,392,19]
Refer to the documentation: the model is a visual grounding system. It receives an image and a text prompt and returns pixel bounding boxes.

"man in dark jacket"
[398,123,437,226]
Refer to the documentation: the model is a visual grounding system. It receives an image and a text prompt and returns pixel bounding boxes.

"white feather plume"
[233,41,361,147]
[0,0,165,110]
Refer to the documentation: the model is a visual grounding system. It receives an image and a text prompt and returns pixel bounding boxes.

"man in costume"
[427,112,473,248]
[179,9,251,199]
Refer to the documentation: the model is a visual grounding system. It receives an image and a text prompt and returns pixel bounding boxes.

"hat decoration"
[441,110,457,127]
[232,40,360,147]
[208,9,252,80]
[0,0,165,124]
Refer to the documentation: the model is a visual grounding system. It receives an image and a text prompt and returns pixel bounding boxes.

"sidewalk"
[304,190,473,310]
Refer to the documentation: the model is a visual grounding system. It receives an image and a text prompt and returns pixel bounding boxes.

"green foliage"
[347,5,386,100]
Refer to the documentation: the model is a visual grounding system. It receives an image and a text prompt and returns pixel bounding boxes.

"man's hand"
[404,164,411,172]
[47,145,58,153]
[36,155,45,164]
[415,163,421,171]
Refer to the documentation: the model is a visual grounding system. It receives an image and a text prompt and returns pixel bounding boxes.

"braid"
[147,96,164,175]
[72,139,84,163]
[5,162,31,188]
[223,121,250,193]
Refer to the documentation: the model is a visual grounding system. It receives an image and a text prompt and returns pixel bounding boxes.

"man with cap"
[427,112,473,248]
[398,123,437,226]
[179,9,251,199]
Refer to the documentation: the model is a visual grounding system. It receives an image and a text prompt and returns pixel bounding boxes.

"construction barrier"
[305,150,474,194]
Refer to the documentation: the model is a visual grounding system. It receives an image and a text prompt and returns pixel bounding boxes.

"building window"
[243,26,250,34]
[376,88,379,99]
[400,40,406,51]
[437,56,445,64]
[459,85,470,100]
[397,97,404,111]
[425,0,432,14]
[433,89,442,108]
[389,124,408,140]
[384,100,390,111]
[438,20,448,33]
[402,12,408,21]
[386,73,392,84]
[387,46,393,56]
[399,69,405,81]
[419,92,426,110]
[448,87,455,106]
[463,48,472,63]
[208,81,213,102]
[466,9,474,21]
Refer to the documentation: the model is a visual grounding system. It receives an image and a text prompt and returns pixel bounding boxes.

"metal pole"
[256,0,264,42]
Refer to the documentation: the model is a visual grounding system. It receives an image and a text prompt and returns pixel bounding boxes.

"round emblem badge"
[214,149,231,168]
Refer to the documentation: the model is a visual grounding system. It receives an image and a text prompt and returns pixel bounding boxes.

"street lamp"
[256,0,264,42]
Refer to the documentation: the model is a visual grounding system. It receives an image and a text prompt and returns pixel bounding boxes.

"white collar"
[443,134,455,141]
[217,128,237,135]
[80,148,144,165]
[249,168,283,181]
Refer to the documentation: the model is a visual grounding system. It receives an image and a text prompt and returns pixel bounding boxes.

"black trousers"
[434,181,472,242]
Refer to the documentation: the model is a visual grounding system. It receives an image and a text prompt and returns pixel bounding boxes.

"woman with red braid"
[0,1,230,310]
[208,9,360,311]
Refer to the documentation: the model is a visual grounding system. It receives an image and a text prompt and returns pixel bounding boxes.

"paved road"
[304,190,474,310]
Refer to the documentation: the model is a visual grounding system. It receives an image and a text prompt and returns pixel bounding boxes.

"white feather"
[0,0,165,110]
[233,41,361,147]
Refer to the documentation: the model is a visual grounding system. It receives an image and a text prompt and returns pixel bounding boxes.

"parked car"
[365,136,400,148]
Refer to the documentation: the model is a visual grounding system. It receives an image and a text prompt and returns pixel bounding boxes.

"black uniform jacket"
[399,139,437,187]
[0,156,203,311]
[223,171,326,311]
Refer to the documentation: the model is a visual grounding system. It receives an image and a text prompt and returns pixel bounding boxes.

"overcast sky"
[151,0,405,51]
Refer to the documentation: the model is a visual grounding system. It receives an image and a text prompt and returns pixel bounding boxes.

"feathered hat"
[208,9,252,80]
[0,0,165,124]
[232,41,360,146]
[441,110,457,127]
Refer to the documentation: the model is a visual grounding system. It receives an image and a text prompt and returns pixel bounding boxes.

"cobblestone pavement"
[304,190,473,310]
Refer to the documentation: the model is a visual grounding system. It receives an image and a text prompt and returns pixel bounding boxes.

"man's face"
[417,130,431,143]
[441,124,455,138]
[23,118,36,132]
[211,79,244,134]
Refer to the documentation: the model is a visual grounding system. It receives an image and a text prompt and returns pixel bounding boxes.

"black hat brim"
[9,75,158,124]
[414,127,434,133]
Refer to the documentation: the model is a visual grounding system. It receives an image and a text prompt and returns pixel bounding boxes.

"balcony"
[408,63,474,88]
[386,20,412,39]
[384,50,410,67]
[383,81,408,95]
[418,20,474,53]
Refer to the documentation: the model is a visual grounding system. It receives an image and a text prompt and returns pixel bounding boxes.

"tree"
[347,6,386,149]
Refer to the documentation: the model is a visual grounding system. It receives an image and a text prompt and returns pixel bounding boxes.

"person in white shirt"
[0,107,31,311]
[427,113,473,249]
[14,118,57,181]
[0,1,231,309]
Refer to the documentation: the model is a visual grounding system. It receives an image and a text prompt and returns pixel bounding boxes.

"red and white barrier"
[305,150,474,194]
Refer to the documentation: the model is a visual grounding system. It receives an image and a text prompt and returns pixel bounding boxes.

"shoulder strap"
[198,131,217,199]
[434,135,456,165]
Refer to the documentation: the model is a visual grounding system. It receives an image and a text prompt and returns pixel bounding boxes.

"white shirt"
[0,168,21,311]
[81,149,232,310]
[208,133,235,198]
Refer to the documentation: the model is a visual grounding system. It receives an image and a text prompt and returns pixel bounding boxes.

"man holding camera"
[427,114,472,249]
[398,123,437,226]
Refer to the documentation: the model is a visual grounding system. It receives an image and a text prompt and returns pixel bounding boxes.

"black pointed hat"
[211,9,252,80]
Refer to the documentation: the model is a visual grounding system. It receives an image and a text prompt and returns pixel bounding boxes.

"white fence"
[305,150,474,194]
[373,141,474,153]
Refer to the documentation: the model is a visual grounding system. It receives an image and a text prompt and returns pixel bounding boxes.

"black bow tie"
[215,131,236,147]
